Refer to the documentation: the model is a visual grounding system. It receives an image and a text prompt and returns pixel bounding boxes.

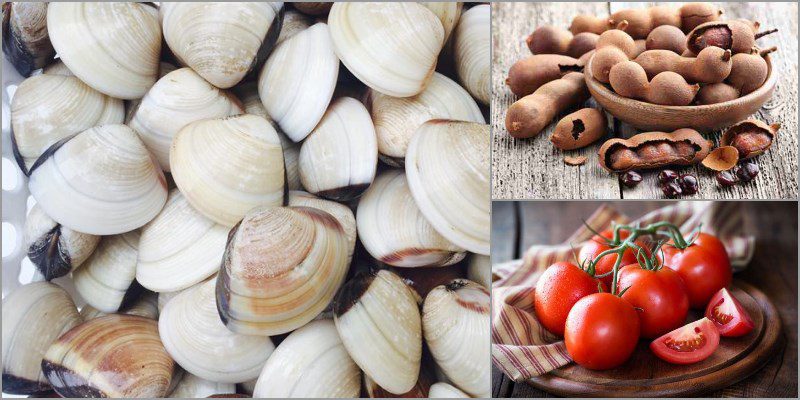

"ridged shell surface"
[288,190,356,260]
[73,231,141,313]
[80,291,159,321]
[468,254,492,288]
[429,382,470,398]
[420,2,463,43]
[453,4,490,105]
[3,2,55,77]
[276,10,312,45]
[168,373,236,398]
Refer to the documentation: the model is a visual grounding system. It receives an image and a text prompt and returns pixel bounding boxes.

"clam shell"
[363,361,436,398]
[129,68,244,171]
[137,189,229,292]
[429,382,470,398]
[47,2,161,99]
[2,282,81,395]
[333,269,422,394]
[161,2,284,89]
[423,280,490,398]
[160,278,274,383]
[453,4,490,105]
[367,72,484,165]
[73,231,142,313]
[420,2,464,43]
[168,373,236,399]
[28,124,167,235]
[406,120,490,254]
[42,314,175,398]
[2,2,55,77]
[258,22,339,142]
[252,319,361,398]
[170,114,285,227]
[41,60,73,76]
[287,190,356,260]
[467,254,492,288]
[298,96,377,201]
[10,74,124,174]
[292,2,332,16]
[357,169,465,268]
[329,2,445,97]
[24,203,100,281]
[276,10,312,45]
[216,206,350,336]
[80,291,159,321]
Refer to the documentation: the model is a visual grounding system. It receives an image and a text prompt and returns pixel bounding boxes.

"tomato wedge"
[650,318,720,365]
[705,288,754,337]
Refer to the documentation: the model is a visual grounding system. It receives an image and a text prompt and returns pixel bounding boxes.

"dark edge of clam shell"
[40,360,106,398]
[332,270,378,317]
[316,183,371,202]
[27,133,78,176]
[243,4,285,83]
[1,371,52,396]
[2,2,54,77]
[216,219,243,326]
[118,280,145,312]
[378,153,405,168]
[27,225,72,281]
[10,126,30,176]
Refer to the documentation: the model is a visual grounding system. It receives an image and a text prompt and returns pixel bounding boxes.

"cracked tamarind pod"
[686,20,777,55]
[598,129,712,172]
[505,72,589,139]
[506,54,583,97]
[550,108,608,150]
[721,119,780,159]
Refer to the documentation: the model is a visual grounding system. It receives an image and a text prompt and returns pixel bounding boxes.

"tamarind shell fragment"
[686,20,775,55]
[720,119,780,159]
[551,108,607,150]
[505,72,589,139]
[598,128,712,172]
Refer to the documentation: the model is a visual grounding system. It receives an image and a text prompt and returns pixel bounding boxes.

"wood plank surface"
[490,2,798,200]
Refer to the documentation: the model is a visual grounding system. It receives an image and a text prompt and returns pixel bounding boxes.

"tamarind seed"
[662,181,683,198]
[658,169,679,184]
[696,26,732,49]
[716,170,738,187]
[678,174,699,195]
[619,170,643,187]
[735,161,759,182]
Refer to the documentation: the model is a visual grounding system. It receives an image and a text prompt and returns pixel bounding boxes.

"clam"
[423,280,490,398]
[329,2,445,97]
[406,120,490,255]
[287,190,356,260]
[161,2,284,89]
[429,382,470,398]
[468,254,492,288]
[420,2,464,43]
[28,124,167,235]
[216,206,349,336]
[252,319,361,398]
[2,2,55,77]
[2,282,81,395]
[298,96,378,200]
[276,10,313,45]
[137,189,229,293]
[367,72,484,165]
[168,373,236,399]
[363,361,436,398]
[47,2,161,99]
[393,264,466,298]
[129,68,244,171]
[160,278,275,383]
[170,114,285,227]
[453,4,490,105]
[292,2,332,16]
[357,169,465,268]
[73,231,142,313]
[23,203,100,281]
[333,269,422,395]
[42,314,176,398]
[80,291,159,321]
[10,74,124,174]
[258,22,339,142]
[41,60,73,76]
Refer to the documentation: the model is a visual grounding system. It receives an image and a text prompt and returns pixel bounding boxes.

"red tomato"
[579,230,649,288]
[661,233,732,308]
[650,318,720,364]
[534,262,605,336]
[617,264,690,338]
[705,288,754,337]
[564,293,640,370]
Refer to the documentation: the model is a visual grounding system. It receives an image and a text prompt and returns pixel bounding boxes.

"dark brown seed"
[662,181,683,198]
[678,174,698,195]
[716,170,738,187]
[735,161,759,182]
[658,169,679,184]
[619,171,643,188]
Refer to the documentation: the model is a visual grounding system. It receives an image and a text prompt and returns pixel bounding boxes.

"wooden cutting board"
[527,281,784,397]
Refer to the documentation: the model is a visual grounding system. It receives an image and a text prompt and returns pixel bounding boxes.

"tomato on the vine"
[617,264,690,338]
[579,230,649,288]
[650,318,720,364]
[660,233,732,308]
[564,293,640,370]
[705,288,754,337]
[534,262,606,336]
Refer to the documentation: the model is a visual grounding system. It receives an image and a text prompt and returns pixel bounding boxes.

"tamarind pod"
[505,72,589,139]
[686,20,777,55]
[566,32,599,58]
[679,3,724,32]
[721,119,780,159]
[598,128,712,172]
[569,14,612,35]
[526,25,573,55]
[632,39,647,58]
[505,54,582,97]
[609,61,698,106]
[609,5,680,39]
[728,46,776,95]
[550,108,607,150]
[697,83,740,105]
[590,47,629,83]
[645,25,687,54]
[634,46,731,83]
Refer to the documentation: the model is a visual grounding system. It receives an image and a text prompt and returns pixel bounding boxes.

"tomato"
[705,288,754,337]
[617,264,690,338]
[660,233,732,308]
[564,293,640,370]
[650,318,720,364]
[534,262,605,336]
[579,230,649,288]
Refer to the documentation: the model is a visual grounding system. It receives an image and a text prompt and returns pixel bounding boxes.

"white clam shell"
[1,282,82,395]
[129,68,244,171]
[79,291,159,321]
[423,280,490,398]
[406,120,490,254]
[11,74,124,173]
[420,2,464,43]
[73,231,141,313]
[333,269,421,395]
[358,169,465,268]
[47,2,161,99]
[287,190,356,260]
[367,72,484,165]
[329,2,445,97]
[453,4,490,105]
[170,114,285,227]
[168,373,236,398]
[4,2,54,77]
[253,319,361,398]
[298,96,377,201]
[137,189,229,293]
[28,124,168,235]
[276,10,313,45]
[429,382,470,398]
[258,22,339,142]
[161,2,283,89]
[468,254,492,288]
[42,60,74,77]
[160,278,274,383]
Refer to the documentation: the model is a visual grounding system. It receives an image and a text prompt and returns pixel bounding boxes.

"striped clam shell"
[168,373,236,399]
[453,4,490,105]
[73,230,142,313]
[429,382,470,398]
[2,2,55,77]
[420,2,464,43]
[287,190,356,261]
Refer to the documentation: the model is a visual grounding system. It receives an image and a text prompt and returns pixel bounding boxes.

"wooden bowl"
[585,54,777,132]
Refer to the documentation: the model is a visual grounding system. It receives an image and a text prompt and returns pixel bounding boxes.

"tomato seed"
[663,333,707,352]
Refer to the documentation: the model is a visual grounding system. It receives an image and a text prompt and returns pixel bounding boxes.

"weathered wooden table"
[491,2,798,199]
[491,201,798,397]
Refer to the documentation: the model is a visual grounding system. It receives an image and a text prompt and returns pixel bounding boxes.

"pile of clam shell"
[2,1,491,399]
